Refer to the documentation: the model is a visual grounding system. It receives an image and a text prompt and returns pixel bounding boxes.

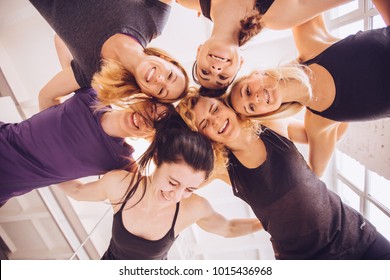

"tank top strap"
[170,202,180,230]
[118,176,144,212]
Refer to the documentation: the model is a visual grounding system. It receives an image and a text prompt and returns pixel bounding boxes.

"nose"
[210,65,222,74]
[172,187,186,202]
[248,92,259,103]
[156,74,165,84]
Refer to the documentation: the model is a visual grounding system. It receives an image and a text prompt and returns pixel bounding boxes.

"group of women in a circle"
[1,0,390,260]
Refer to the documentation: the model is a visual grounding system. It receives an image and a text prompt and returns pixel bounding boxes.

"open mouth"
[161,190,170,201]
[218,119,229,134]
[146,67,156,83]
[264,90,270,104]
[210,54,230,62]
[131,113,140,129]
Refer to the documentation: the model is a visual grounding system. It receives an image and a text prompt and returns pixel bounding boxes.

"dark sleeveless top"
[227,127,377,259]
[30,0,171,88]
[303,27,390,122]
[199,0,274,21]
[101,192,180,260]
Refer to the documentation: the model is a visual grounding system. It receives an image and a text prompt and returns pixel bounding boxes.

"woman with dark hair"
[0,86,173,205]
[177,93,390,260]
[29,0,189,110]
[177,0,387,92]
[226,12,389,176]
[59,115,262,260]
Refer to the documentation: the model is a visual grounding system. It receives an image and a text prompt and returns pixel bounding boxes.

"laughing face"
[230,72,282,116]
[135,56,186,102]
[117,102,169,138]
[195,40,243,90]
[192,97,241,145]
[151,161,206,205]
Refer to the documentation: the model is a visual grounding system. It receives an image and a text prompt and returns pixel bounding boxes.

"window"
[327,1,390,241]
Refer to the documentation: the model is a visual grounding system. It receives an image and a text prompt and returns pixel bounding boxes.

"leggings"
[361,232,390,260]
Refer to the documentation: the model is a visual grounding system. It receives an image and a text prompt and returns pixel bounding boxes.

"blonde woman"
[30,0,189,111]
[227,13,389,176]
[177,93,390,260]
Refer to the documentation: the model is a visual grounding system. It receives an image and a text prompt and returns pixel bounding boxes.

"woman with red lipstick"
[59,115,262,260]
[0,86,174,206]
[177,93,390,260]
[177,0,360,92]
[226,13,390,177]
[29,0,189,111]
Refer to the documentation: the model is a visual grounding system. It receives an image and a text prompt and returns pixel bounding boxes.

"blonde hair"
[227,63,312,121]
[92,47,189,108]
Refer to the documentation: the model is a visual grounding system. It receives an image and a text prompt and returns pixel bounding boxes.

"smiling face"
[135,55,186,102]
[117,102,170,138]
[195,40,243,90]
[230,72,282,116]
[151,161,206,205]
[192,97,241,145]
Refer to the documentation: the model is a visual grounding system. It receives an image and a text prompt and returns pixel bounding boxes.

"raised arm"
[263,0,352,30]
[372,0,390,25]
[57,170,130,202]
[54,34,73,70]
[38,68,81,111]
[304,110,347,177]
[188,194,263,238]
[175,0,201,13]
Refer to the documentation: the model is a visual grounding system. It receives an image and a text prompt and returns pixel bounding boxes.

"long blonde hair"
[92,47,189,108]
[227,63,312,121]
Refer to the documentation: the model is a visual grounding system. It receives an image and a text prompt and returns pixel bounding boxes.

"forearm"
[57,180,85,200]
[224,218,263,238]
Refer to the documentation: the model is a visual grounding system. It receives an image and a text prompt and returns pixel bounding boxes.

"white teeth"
[218,120,228,134]
[161,191,169,201]
[264,90,270,104]
[210,54,228,62]
[132,113,139,129]
[147,67,156,82]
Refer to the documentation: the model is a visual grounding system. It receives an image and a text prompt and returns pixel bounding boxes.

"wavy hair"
[92,47,189,108]
[226,63,312,121]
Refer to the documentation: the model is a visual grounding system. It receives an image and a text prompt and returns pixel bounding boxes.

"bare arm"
[175,0,201,12]
[57,170,130,202]
[304,110,345,177]
[54,34,73,70]
[372,0,390,25]
[38,67,81,111]
[264,0,352,30]
[191,195,262,238]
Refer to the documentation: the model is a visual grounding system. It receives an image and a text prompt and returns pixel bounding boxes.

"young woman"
[227,13,390,176]
[0,86,173,205]
[59,115,262,260]
[177,0,360,91]
[29,0,189,109]
[177,93,390,260]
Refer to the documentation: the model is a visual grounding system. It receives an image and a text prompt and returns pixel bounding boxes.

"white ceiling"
[0,0,301,260]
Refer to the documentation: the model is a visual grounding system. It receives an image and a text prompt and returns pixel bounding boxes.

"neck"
[210,0,256,44]
[225,123,258,153]
[279,78,311,106]
[102,34,145,73]
[100,111,125,138]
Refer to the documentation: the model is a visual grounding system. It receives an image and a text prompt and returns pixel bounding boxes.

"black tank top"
[101,190,180,260]
[303,27,390,122]
[227,127,376,259]
[199,0,274,21]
